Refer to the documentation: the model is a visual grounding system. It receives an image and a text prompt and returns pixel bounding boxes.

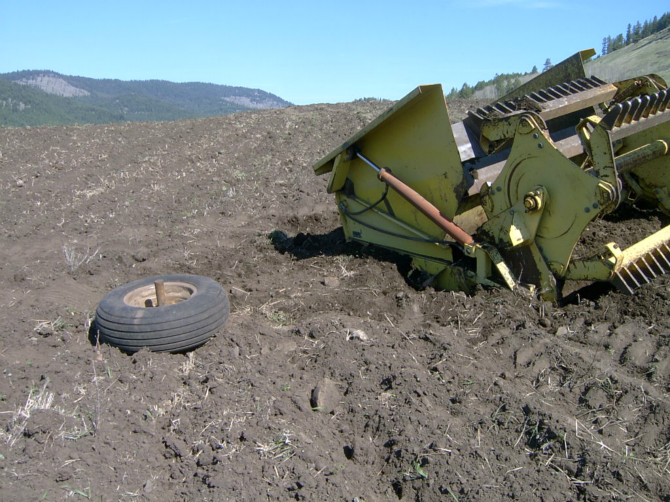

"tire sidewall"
[95,274,229,353]
[97,274,224,323]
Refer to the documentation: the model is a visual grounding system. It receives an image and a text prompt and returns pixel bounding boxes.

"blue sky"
[1,1,668,105]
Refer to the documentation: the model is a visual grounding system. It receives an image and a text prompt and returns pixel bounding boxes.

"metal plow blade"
[611,225,670,294]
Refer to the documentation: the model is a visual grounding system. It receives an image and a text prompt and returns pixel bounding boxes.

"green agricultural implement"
[314,50,670,301]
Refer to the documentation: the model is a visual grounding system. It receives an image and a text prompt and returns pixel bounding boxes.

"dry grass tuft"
[62,244,100,273]
[1,380,54,447]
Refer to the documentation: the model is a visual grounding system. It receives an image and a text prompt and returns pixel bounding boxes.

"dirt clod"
[310,377,341,413]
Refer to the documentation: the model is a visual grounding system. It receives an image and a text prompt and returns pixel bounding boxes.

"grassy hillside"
[467,27,670,100]
[586,27,670,83]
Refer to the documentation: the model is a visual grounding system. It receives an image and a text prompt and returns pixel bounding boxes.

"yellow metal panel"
[340,85,464,225]
[314,86,428,176]
[326,153,348,193]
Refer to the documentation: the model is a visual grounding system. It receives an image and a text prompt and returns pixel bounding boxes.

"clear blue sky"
[1,1,668,105]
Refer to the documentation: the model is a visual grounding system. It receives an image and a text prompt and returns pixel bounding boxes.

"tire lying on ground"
[95,274,229,353]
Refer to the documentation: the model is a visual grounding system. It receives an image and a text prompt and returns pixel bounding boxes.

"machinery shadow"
[560,281,616,305]
[270,227,356,259]
[270,226,652,304]
[270,227,425,288]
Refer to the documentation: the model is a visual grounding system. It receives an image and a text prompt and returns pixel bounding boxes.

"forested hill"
[0,70,292,127]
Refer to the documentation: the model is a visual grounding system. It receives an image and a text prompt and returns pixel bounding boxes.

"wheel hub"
[123,281,196,308]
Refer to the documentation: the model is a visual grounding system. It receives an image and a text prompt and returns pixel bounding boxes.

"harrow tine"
[647,252,665,274]
[611,232,670,294]
[659,244,670,268]
[613,270,635,295]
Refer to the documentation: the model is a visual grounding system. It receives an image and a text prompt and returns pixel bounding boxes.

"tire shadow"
[88,320,101,348]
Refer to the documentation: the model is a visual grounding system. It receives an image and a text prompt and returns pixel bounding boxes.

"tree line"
[601,12,670,55]
[447,11,668,100]
[446,68,536,100]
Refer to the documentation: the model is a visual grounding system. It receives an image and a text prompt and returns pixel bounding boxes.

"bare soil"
[0,98,669,501]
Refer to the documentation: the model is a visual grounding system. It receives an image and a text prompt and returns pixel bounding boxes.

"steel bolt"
[523,193,542,212]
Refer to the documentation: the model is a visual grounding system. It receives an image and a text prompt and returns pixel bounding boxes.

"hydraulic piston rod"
[355,152,474,246]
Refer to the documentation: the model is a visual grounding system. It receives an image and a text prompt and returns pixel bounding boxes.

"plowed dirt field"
[1,98,669,501]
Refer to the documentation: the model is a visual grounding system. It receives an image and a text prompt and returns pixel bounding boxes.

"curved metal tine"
[661,90,670,112]
[625,266,642,288]
[650,89,665,114]
[643,93,658,118]
[635,95,651,120]
[614,270,635,294]
[615,101,631,128]
[648,251,665,274]
[623,98,642,125]
[602,103,622,130]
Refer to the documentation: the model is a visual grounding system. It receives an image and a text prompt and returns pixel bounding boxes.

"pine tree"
[632,21,642,42]
[457,82,472,99]
[611,34,625,51]
[602,36,611,56]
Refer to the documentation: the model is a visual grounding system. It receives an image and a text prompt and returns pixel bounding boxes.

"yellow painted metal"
[418,242,520,294]
[577,116,620,207]
[565,243,624,281]
[616,130,670,214]
[337,191,456,266]
[314,84,467,266]
[314,49,670,299]
[611,74,667,103]
[314,84,464,218]
[480,115,612,273]
[616,140,668,173]
[616,224,670,268]
[566,225,670,293]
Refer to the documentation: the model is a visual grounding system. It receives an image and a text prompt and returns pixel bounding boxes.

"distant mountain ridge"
[0,70,292,126]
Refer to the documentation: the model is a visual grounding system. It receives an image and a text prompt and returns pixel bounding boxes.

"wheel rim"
[123,281,197,308]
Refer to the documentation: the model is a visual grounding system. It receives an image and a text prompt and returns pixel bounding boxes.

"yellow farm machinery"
[314,50,670,301]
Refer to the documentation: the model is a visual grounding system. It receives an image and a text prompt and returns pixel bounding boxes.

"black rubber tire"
[95,274,229,353]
